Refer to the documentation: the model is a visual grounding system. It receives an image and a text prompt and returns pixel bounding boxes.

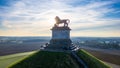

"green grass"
[1,50,111,68]
[9,51,80,68]
[0,51,36,68]
[77,49,111,68]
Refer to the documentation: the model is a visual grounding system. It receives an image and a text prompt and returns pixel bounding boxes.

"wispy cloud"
[0,0,120,36]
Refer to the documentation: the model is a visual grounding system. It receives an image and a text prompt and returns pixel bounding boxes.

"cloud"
[0,0,120,36]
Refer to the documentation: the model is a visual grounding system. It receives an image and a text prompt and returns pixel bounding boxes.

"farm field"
[0,51,36,68]
[0,42,47,56]
[82,48,120,68]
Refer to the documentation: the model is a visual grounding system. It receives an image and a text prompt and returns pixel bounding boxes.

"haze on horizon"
[0,0,120,37]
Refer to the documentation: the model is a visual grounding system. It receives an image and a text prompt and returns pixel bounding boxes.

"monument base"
[46,39,72,50]
[46,23,72,50]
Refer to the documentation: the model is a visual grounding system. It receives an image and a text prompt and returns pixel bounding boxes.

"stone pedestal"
[47,26,72,50]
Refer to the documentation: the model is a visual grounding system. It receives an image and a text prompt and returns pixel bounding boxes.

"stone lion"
[55,16,70,27]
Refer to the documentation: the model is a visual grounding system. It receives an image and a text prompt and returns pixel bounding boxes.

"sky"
[0,0,120,37]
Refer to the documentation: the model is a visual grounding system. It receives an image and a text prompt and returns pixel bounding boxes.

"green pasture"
[0,51,36,68]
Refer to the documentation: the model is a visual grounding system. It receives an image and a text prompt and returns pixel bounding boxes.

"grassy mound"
[77,49,111,68]
[9,51,80,68]
[0,51,36,68]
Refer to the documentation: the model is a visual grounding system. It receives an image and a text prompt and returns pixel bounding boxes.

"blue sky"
[0,0,120,37]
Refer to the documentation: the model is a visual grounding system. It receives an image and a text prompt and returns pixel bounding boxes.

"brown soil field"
[0,42,47,56]
[84,49,120,65]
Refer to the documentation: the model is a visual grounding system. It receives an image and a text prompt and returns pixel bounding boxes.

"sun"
[50,19,55,25]
[46,19,54,26]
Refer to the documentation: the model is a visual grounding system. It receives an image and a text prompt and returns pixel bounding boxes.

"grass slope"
[9,51,80,68]
[77,49,111,68]
[0,51,36,68]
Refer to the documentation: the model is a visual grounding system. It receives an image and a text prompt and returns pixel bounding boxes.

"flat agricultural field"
[0,42,47,56]
[84,49,120,65]
[0,51,36,68]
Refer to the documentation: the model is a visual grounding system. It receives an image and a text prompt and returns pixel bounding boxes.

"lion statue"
[55,16,70,27]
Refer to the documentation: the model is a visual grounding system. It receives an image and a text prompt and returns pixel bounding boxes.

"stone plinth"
[51,26,71,39]
[47,26,72,50]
